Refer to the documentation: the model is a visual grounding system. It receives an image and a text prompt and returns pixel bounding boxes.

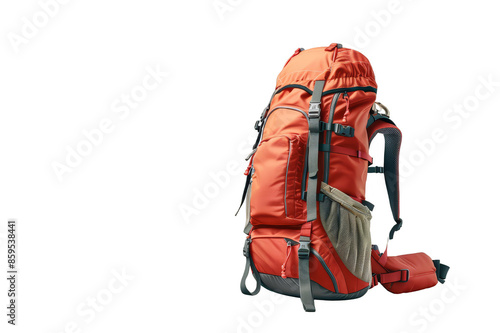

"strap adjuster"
[254,120,261,131]
[243,238,252,257]
[298,240,310,259]
[401,269,410,283]
[368,166,384,173]
[309,102,321,118]
[333,123,354,137]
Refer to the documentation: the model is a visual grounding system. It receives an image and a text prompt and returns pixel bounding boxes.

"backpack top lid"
[276,46,377,92]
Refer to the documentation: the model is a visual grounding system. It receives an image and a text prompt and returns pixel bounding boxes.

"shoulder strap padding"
[367,119,402,225]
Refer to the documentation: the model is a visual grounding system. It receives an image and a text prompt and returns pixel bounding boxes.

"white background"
[1,1,499,332]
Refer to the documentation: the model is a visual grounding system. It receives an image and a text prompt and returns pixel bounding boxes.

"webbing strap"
[368,119,403,239]
[319,144,373,164]
[376,270,409,285]
[306,80,325,222]
[298,222,314,312]
[240,238,262,296]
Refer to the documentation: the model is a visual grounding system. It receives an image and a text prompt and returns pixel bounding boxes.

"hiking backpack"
[237,43,450,312]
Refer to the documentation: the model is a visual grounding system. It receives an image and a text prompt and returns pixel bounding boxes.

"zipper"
[323,93,341,185]
[274,84,377,97]
[284,138,292,215]
[311,248,339,293]
[323,86,376,96]
[262,106,309,134]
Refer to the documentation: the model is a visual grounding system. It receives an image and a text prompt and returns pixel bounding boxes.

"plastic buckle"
[243,238,252,258]
[254,120,261,131]
[309,102,320,118]
[401,269,410,283]
[368,166,384,173]
[333,123,354,137]
[320,121,331,132]
[298,241,310,259]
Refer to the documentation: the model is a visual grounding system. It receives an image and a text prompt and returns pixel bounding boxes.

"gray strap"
[240,238,262,296]
[306,81,325,222]
[298,236,315,312]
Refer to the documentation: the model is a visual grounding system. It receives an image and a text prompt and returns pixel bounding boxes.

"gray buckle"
[243,238,252,257]
[309,102,321,118]
[298,241,310,259]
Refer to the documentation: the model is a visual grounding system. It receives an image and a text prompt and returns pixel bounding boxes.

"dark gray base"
[260,273,369,301]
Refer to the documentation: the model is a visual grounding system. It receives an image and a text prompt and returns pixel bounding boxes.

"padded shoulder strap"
[367,118,403,239]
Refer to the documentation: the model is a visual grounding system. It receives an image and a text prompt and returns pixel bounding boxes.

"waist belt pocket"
[319,182,372,283]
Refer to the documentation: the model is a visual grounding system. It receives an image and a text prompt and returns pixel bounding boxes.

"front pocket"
[250,134,306,225]
[319,182,372,283]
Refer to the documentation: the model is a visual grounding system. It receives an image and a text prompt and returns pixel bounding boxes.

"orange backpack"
[237,44,449,312]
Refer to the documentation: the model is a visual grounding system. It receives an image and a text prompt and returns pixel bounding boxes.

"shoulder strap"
[367,118,403,239]
[297,80,325,313]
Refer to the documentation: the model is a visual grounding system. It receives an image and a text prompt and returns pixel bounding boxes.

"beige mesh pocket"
[319,182,372,283]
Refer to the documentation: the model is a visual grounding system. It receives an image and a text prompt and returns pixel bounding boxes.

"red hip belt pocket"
[371,249,450,294]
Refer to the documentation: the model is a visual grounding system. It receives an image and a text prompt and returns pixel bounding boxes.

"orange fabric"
[249,45,377,296]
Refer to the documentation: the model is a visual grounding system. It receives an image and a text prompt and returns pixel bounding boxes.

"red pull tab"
[281,241,293,278]
[342,92,350,123]
[243,155,254,176]
[325,43,338,51]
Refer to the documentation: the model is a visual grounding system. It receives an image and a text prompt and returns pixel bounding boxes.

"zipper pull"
[342,92,350,123]
[281,241,292,278]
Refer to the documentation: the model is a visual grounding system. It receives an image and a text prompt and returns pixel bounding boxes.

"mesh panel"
[320,182,372,283]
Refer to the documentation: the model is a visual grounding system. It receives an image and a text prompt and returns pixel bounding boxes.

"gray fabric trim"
[306,80,325,222]
[260,274,369,301]
[284,139,292,215]
[310,248,338,293]
[261,106,309,138]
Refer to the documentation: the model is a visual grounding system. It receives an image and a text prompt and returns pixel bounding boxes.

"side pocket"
[319,182,372,283]
[250,134,306,225]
